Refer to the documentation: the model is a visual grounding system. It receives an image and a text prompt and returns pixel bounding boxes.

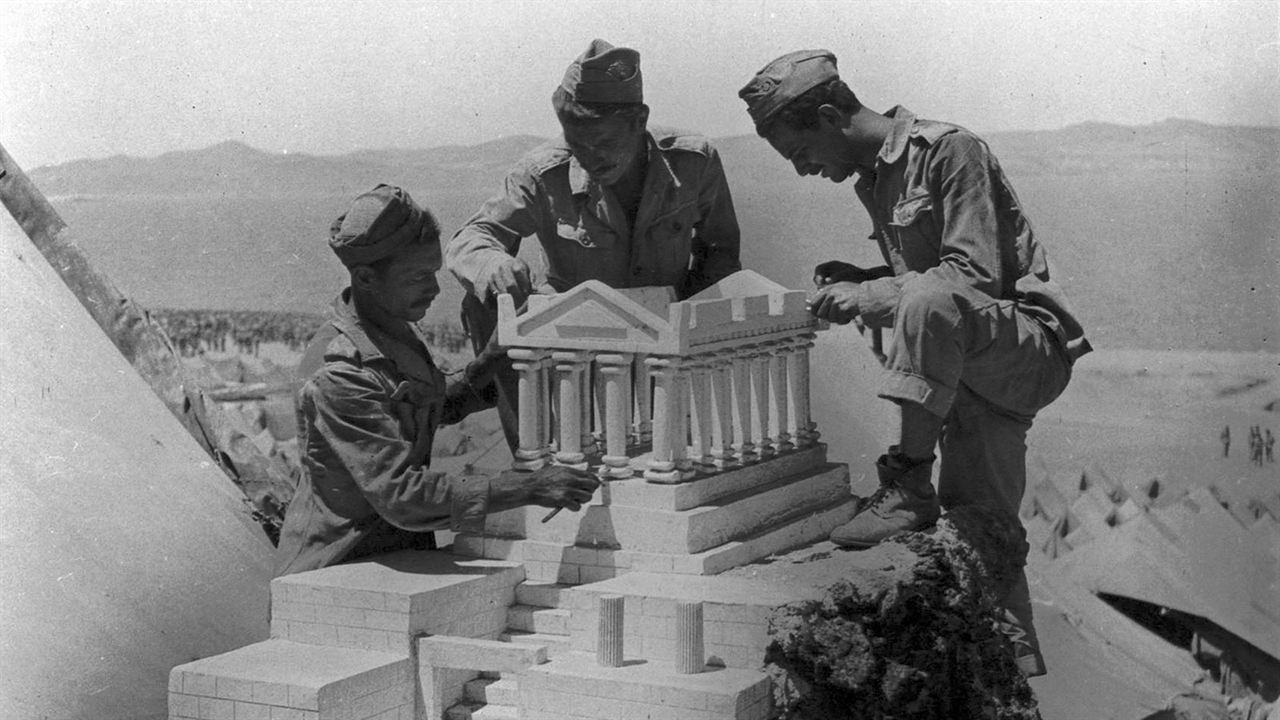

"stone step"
[445,700,520,720]
[458,463,851,556]
[500,630,573,658]
[168,638,412,720]
[507,604,570,635]
[471,445,830,541]
[502,493,858,583]
[464,676,519,706]
[515,581,573,608]
[269,550,521,654]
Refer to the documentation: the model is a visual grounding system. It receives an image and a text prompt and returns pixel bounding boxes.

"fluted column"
[644,356,682,483]
[596,353,634,478]
[553,350,591,469]
[731,348,758,465]
[687,356,714,468]
[708,352,736,469]
[632,353,652,445]
[509,348,550,470]
[788,334,819,447]
[597,595,625,668]
[749,345,774,459]
[674,601,705,674]
[768,344,793,452]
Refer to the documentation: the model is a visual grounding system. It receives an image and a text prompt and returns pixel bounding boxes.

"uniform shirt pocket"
[890,192,934,228]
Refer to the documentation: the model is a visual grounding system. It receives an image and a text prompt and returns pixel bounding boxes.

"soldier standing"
[447,38,742,450]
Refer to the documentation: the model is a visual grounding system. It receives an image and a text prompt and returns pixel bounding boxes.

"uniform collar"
[328,289,438,383]
[875,105,918,166]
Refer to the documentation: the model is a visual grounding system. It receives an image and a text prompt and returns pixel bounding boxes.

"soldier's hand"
[483,256,533,306]
[525,465,601,511]
[808,282,862,325]
[463,333,507,389]
[814,260,878,287]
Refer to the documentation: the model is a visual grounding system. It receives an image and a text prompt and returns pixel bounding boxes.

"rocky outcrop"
[763,507,1040,720]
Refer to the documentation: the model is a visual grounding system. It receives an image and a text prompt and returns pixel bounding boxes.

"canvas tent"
[0,218,274,719]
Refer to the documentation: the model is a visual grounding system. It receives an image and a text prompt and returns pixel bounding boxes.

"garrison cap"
[560,38,643,104]
[328,184,437,268]
[739,49,839,130]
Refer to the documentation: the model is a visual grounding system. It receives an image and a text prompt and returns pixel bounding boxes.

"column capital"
[595,353,634,369]
[508,347,551,362]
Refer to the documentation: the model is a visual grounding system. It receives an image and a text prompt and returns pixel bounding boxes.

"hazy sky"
[4,0,1277,168]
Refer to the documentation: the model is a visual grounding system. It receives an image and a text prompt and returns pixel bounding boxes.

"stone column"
[768,345,793,452]
[673,363,693,478]
[749,345,774,459]
[597,595,625,667]
[597,353,634,479]
[674,601,705,674]
[553,350,591,469]
[731,348,758,465]
[632,353,652,445]
[687,357,714,468]
[509,348,550,470]
[644,356,682,483]
[579,358,598,457]
[708,352,736,469]
[788,335,819,447]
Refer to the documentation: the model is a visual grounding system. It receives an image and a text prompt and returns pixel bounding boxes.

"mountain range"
[27,118,1280,353]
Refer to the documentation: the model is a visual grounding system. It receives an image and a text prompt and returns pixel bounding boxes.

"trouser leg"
[459,293,520,453]
[878,276,1071,676]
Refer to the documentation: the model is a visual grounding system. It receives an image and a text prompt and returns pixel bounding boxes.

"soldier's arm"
[850,133,1007,328]
[446,165,544,303]
[306,366,491,533]
[682,144,742,297]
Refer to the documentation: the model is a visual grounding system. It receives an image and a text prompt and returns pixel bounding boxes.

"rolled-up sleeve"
[308,366,490,533]
[854,134,1006,328]
[447,166,544,302]
[682,146,742,297]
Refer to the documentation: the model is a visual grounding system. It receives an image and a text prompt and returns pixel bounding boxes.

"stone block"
[521,653,771,720]
[169,639,409,720]
[420,635,548,672]
[607,444,828,510]
[270,551,521,650]
[515,582,572,608]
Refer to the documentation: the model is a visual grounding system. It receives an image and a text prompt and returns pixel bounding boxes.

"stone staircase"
[454,444,855,582]
[446,582,574,720]
[170,444,850,720]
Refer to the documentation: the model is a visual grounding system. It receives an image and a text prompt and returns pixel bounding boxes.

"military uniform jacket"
[851,107,1092,362]
[446,127,742,301]
[274,290,494,576]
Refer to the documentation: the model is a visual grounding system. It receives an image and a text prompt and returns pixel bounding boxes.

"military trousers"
[877,275,1074,665]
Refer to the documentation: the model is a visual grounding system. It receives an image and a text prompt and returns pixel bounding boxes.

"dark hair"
[552,85,647,127]
[757,78,860,137]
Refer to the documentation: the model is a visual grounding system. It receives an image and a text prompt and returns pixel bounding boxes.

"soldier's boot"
[830,450,940,549]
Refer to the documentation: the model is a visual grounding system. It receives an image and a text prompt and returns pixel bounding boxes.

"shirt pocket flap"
[890,193,933,227]
[556,220,615,249]
[648,201,697,235]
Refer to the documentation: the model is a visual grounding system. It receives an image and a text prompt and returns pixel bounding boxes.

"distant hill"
[31,135,549,198]
[26,119,1280,353]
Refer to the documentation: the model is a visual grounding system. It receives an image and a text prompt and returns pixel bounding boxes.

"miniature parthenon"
[169,271,859,720]
[499,271,821,480]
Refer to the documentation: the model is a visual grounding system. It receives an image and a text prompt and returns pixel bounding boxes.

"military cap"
[560,38,643,104]
[739,49,839,129]
[328,184,435,268]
